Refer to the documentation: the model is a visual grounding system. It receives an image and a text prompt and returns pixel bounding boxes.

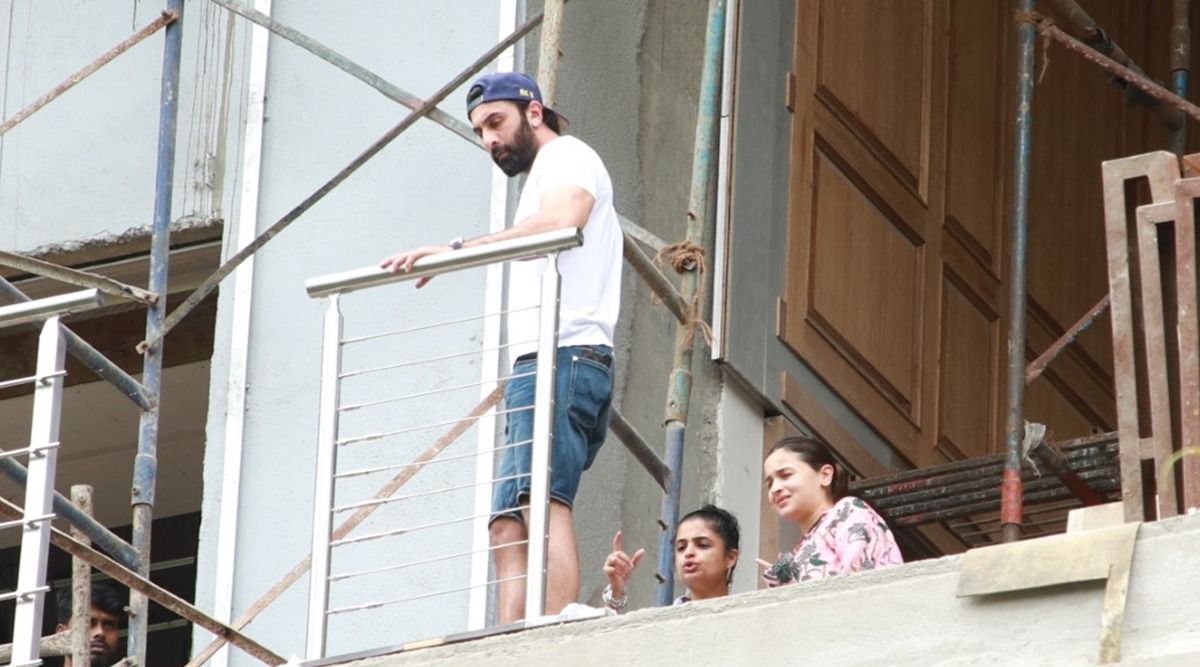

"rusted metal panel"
[1174,176,1200,510]
[1134,201,1180,517]
[1101,151,1180,521]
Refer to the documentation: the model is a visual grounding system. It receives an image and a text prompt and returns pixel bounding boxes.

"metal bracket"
[957,522,1140,664]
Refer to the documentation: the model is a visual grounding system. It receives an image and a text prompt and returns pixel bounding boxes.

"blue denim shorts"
[490,345,614,522]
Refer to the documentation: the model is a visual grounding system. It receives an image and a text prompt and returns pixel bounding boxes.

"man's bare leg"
[491,500,580,622]
[544,500,579,615]
[490,516,528,625]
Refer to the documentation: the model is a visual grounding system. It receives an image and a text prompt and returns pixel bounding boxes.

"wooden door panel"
[816,0,931,198]
[809,146,925,420]
[944,0,1007,276]
[936,270,1001,463]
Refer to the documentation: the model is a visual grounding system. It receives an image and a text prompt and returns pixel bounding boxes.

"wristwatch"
[602,584,627,610]
[448,237,464,251]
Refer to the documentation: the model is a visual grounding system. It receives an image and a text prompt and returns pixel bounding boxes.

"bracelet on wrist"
[602,583,627,610]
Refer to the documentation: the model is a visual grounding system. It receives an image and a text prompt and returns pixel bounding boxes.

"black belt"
[515,347,612,368]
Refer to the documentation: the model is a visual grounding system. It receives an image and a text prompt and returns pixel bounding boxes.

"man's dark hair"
[55,581,125,625]
[513,100,563,134]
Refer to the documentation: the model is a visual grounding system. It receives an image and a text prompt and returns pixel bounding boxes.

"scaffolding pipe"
[622,236,690,326]
[1002,0,1037,544]
[1042,0,1183,130]
[1025,293,1109,385]
[536,0,566,106]
[0,499,287,665]
[0,278,155,411]
[656,0,725,606]
[69,485,93,667]
[1032,19,1200,125]
[128,0,184,661]
[1172,0,1191,155]
[142,9,550,352]
[608,408,670,492]
[0,459,140,570]
[0,250,158,304]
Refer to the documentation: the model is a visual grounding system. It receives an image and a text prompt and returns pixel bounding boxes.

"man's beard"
[491,117,536,177]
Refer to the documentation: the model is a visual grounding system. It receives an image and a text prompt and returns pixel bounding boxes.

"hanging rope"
[656,239,713,348]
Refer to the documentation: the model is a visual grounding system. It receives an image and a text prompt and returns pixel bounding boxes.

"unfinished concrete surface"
[333,514,1200,666]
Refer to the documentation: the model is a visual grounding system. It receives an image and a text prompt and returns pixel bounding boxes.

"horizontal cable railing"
[303,229,581,660]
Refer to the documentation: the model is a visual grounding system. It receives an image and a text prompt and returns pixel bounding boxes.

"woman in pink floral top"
[760,437,903,585]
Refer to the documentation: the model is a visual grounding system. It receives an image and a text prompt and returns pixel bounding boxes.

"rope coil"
[655,240,713,348]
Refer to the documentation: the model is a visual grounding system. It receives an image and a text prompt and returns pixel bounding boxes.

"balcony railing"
[0,289,106,666]
[303,228,582,659]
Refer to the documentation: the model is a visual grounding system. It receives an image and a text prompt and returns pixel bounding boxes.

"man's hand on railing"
[379,243,455,288]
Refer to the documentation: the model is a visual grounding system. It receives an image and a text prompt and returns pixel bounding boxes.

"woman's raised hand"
[602,530,645,598]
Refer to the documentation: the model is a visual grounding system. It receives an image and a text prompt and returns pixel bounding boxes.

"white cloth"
[507,135,622,359]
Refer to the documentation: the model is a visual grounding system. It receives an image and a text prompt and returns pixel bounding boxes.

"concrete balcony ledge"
[337,514,1200,666]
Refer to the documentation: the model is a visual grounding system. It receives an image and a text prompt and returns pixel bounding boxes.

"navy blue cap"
[465,72,568,129]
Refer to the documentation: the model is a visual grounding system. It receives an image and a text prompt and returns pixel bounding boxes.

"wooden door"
[781,0,1144,470]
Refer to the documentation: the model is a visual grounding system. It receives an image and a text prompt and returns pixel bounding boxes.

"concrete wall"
[0,0,237,253]
[346,514,1200,667]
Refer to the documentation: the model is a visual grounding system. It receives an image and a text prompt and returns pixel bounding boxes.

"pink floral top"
[763,496,903,586]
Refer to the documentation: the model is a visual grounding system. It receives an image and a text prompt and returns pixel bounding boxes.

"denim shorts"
[490,345,614,522]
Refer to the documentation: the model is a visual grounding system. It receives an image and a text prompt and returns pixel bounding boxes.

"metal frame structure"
[1002,0,1200,540]
[2,0,1196,663]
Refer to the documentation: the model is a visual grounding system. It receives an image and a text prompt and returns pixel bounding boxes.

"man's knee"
[490,516,524,546]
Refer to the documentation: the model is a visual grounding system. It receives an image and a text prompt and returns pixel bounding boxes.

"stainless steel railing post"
[10,316,67,665]
[523,258,562,622]
[306,294,343,660]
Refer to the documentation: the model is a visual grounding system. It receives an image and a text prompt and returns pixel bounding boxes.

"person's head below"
[54,582,124,667]
[675,504,740,601]
[465,71,566,177]
[764,436,849,532]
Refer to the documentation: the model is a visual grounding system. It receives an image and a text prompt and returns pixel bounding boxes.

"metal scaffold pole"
[656,0,725,606]
[1002,0,1037,544]
[128,0,184,661]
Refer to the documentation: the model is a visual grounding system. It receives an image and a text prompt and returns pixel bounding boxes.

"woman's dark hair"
[678,504,740,552]
[679,503,740,583]
[768,436,849,501]
[513,99,563,134]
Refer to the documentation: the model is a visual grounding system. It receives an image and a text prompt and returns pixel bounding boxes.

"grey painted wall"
[193,1,504,661]
[0,0,237,253]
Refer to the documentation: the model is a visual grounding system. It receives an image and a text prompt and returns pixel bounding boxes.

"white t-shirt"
[507,135,623,360]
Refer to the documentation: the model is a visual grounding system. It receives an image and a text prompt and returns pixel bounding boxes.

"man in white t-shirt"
[380,71,622,624]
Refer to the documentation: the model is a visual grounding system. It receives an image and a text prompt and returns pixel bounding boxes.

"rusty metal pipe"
[1042,0,1184,130]
[0,277,156,411]
[1035,20,1200,125]
[623,236,690,325]
[1029,441,1108,506]
[1025,294,1110,385]
[609,407,671,492]
[0,11,177,137]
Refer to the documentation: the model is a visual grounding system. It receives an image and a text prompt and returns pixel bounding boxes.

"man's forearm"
[460,210,573,249]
